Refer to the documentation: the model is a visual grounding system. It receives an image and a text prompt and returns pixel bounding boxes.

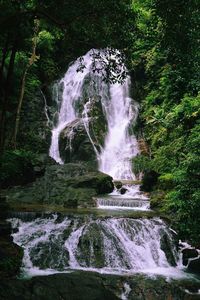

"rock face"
[182,248,199,266]
[0,271,198,300]
[6,163,114,208]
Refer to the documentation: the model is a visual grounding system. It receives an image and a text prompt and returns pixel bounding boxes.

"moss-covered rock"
[0,271,198,300]
[6,163,114,209]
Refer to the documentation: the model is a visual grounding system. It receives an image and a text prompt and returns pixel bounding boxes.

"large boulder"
[187,256,200,274]
[59,95,107,164]
[160,232,177,267]
[59,119,97,164]
[182,248,199,266]
[6,163,114,209]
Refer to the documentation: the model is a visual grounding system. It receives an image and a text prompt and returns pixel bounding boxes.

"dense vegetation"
[0,0,199,245]
[132,0,200,245]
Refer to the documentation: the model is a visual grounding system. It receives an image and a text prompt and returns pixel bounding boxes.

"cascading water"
[9,214,183,277]
[49,49,139,180]
[49,58,90,164]
[98,79,139,180]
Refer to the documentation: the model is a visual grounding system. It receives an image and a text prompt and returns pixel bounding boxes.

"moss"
[158,173,175,190]
[150,189,167,210]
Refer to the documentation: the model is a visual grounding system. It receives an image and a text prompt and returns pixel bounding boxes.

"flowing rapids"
[8,214,186,278]
[49,49,139,180]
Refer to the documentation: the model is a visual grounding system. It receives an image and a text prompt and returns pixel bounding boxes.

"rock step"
[97,198,150,209]
[113,180,141,185]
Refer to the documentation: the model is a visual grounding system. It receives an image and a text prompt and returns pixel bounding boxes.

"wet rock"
[114,181,123,190]
[77,223,105,268]
[0,237,23,278]
[187,256,200,274]
[160,233,177,266]
[120,187,128,195]
[30,240,70,271]
[182,248,199,266]
[59,119,97,164]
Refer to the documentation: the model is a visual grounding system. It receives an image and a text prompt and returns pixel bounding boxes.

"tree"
[12,19,40,148]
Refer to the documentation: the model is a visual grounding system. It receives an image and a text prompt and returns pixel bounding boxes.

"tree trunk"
[0,35,9,90]
[0,35,9,89]
[12,19,39,149]
[0,39,18,153]
[12,69,28,149]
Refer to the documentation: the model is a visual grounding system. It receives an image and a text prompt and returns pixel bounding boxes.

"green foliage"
[132,154,151,175]
[132,0,200,244]
[158,173,174,190]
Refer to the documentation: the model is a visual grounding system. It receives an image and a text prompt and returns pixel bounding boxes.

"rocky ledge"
[0,271,199,300]
[5,163,114,209]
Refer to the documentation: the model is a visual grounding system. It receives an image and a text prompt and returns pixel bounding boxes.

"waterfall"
[9,214,182,277]
[49,49,139,180]
[49,56,91,164]
[98,78,139,180]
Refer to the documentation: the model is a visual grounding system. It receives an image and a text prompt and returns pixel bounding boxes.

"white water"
[98,78,139,180]
[97,197,150,211]
[82,97,100,158]
[49,49,139,180]
[49,61,88,163]
[8,215,189,278]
